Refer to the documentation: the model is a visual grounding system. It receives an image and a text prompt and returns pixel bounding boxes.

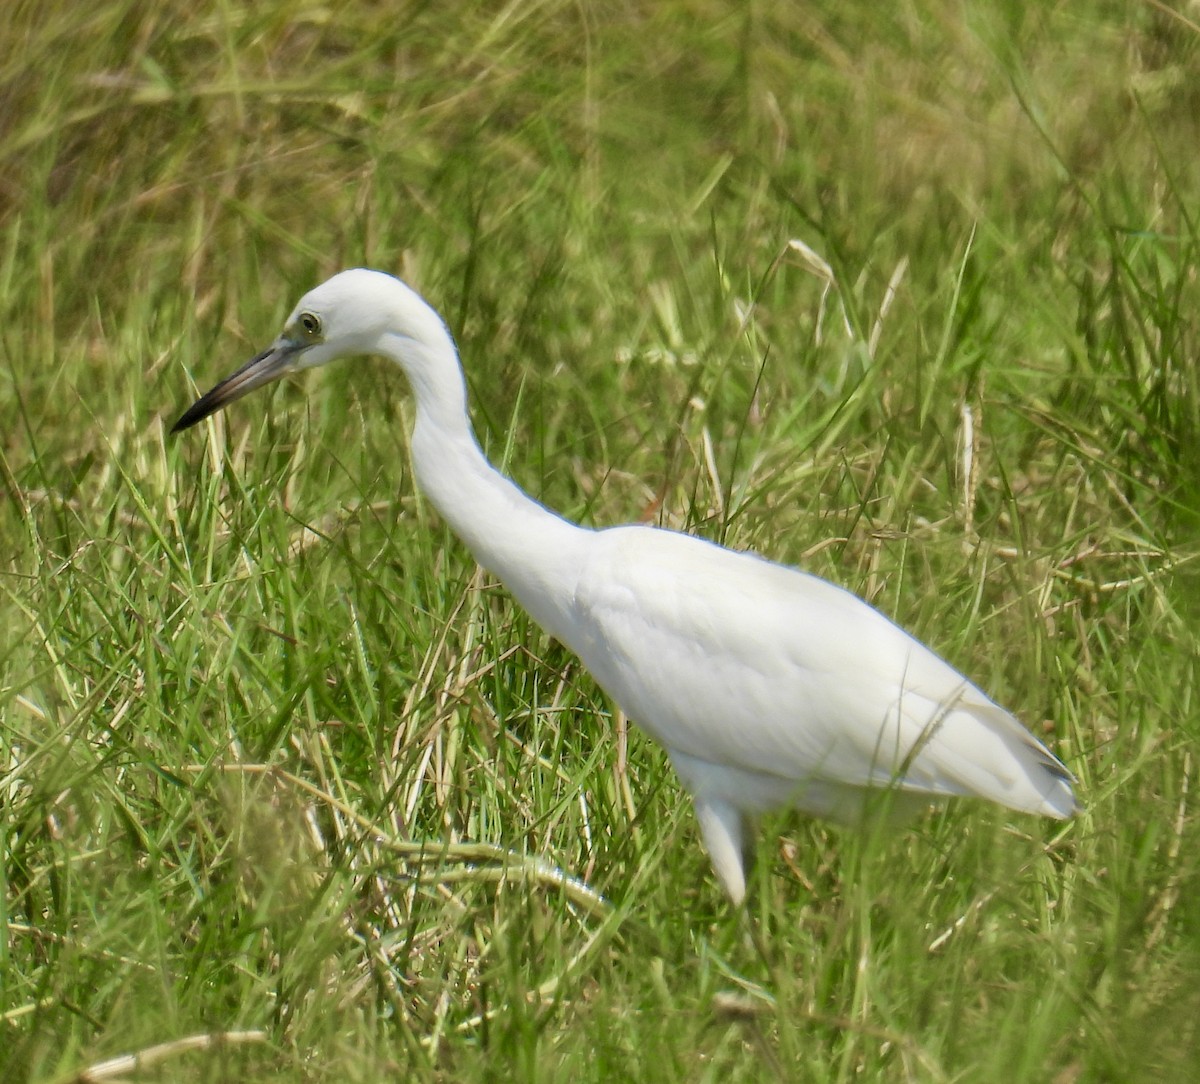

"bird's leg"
[693,796,748,905]
[693,799,780,977]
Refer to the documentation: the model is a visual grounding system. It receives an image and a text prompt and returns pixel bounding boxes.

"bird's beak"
[171,337,305,433]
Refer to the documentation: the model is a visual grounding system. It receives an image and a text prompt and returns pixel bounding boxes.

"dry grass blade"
[60,1032,268,1084]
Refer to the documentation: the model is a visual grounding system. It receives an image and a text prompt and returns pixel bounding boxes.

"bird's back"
[566,525,1076,820]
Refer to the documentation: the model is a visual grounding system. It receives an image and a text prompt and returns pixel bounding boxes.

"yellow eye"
[298,312,322,338]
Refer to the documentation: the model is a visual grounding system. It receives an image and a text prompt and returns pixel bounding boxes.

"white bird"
[173,268,1079,904]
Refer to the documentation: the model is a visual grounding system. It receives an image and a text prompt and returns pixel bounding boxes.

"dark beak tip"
[169,402,208,434]
[170,340,298,438]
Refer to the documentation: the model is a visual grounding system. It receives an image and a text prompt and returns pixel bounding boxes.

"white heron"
[172,268,1078,903]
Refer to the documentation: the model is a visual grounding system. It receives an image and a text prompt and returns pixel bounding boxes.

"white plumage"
[173,268,1078,903]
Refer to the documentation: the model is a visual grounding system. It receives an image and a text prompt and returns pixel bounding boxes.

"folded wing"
[569,525,1076,818]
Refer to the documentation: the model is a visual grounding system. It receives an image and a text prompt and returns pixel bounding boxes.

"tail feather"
[905,699,1079,819]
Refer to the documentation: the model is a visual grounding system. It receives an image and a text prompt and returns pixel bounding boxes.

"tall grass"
[2,1,1198,1080]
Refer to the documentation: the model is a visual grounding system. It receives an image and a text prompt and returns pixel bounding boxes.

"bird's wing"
[568,525,1074,816]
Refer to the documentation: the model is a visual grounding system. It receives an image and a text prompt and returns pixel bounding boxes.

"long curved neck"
[377,326,591,643]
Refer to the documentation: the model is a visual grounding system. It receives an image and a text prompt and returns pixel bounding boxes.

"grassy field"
[2,1,1198,1080]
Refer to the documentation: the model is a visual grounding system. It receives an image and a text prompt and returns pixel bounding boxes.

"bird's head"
[171,268,445,432]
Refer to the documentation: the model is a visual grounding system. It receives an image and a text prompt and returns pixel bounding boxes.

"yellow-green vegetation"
[2,1,1198,1080]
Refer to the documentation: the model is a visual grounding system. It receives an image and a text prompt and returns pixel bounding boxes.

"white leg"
[693,795,747,905]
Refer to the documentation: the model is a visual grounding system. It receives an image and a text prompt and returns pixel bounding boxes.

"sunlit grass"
[2,1,1198,1081]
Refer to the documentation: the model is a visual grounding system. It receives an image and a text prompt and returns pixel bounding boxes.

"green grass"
[3,0,1199,1080]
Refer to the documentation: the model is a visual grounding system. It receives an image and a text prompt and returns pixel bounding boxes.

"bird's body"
[173,268,1078,903]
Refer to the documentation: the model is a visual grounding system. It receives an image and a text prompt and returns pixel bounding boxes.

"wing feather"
[567,525,1075,817]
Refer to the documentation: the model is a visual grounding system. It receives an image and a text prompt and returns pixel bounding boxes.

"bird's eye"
[298,312,322,338]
